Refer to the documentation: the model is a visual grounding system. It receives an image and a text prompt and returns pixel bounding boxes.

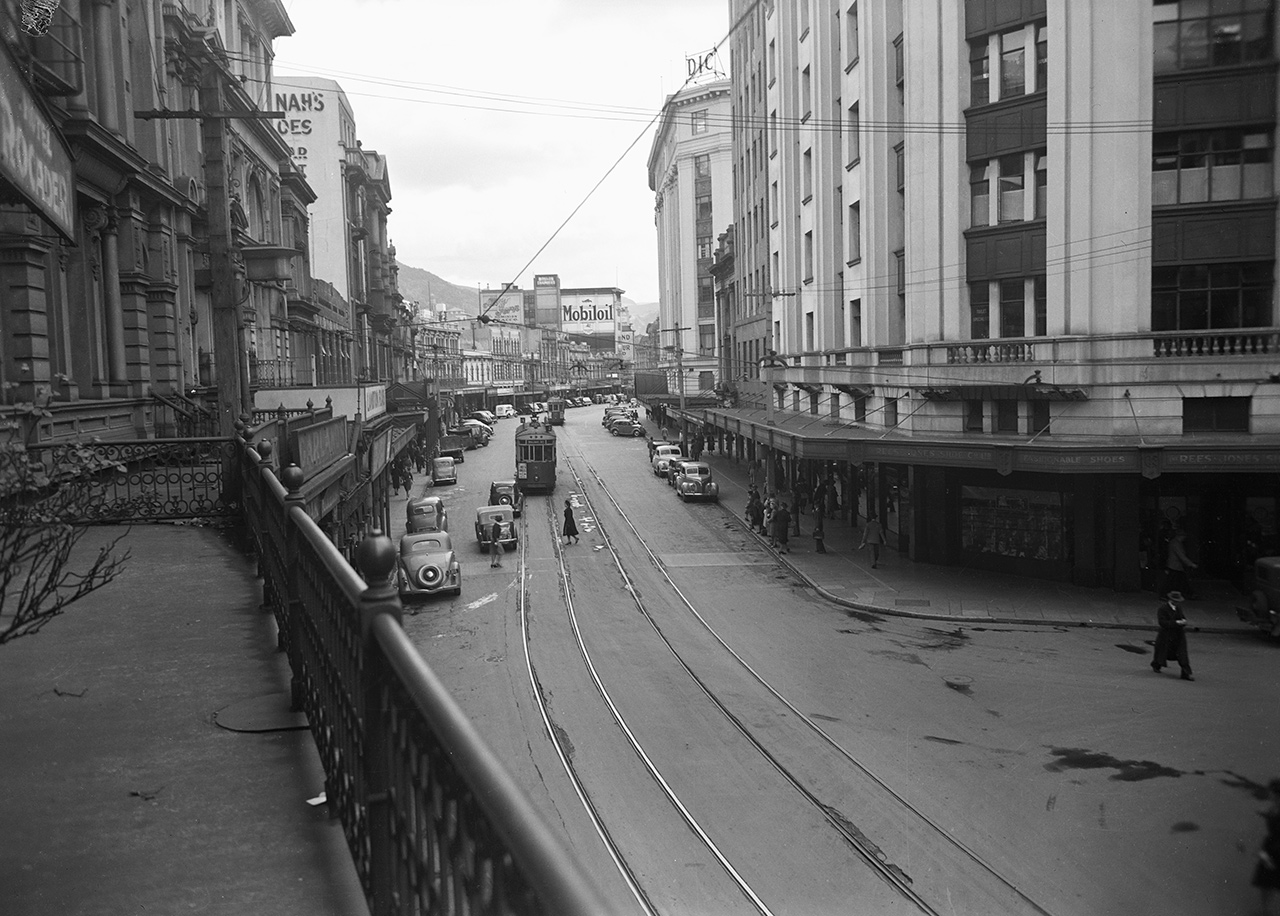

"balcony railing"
[250,358,314,388]
[1150,329,1280,358]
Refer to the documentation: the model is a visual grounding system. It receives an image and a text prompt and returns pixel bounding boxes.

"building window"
[699,327,715,354]
[803,230,814,282]
[995,400,1019,433]
[770,180,778,221]
[1152,262,1273,330]
[850,297,862,346]
[895,143,905,191]
[1000,278,1025,338]
[803,147,813,199]
[800,0,810,36]
[885,397,899,428]
[1031,400,1051,435]
[691,109,708,134]
[1000,29,1026,97]
[1153,129,1274,205]
[696,195,712,220]
[802,66,812,120]
[769,110,778,156]
[1035,23,1048,91]
[1184,396,1250,434]
[970,282,990,339]
[1034,275,1047,336]
[1034,151,1048,218]
[768,39,776,84]
[695,154,711,178]
[846,102,860,165]
[1154,0,1273,73]
[894,34,904,85]
[971,163,990,227]
[970,40,990,106]
[965,399,984,432]
[998,154,1024,222]
[697,236,712,260]
[805,311,815,350]
[855,394,867,422]
[848,201,861,263]
[846,2,859,67]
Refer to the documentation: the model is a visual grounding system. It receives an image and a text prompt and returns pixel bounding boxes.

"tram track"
[515,429,1057,916]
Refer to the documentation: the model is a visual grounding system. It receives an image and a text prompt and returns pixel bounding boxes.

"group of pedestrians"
[744,487,793,553]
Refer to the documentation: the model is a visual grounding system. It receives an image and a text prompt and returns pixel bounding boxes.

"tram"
[547,397,567,426]
[514,423,557,493]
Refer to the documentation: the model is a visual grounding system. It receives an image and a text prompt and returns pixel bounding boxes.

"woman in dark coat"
[562,499,580,544]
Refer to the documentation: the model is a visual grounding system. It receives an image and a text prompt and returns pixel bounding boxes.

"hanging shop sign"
[0,42,75,241]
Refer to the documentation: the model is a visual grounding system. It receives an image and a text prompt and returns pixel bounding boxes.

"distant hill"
[395,262,481,315]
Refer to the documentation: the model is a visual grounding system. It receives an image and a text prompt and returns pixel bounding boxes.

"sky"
[273,0,729,306]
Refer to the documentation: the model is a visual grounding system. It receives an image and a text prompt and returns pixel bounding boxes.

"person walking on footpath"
[490,518,505,568]
[813,514,827,553]
[1163,529,1198,598]
[1151,589,1194,680]
[1252,778,1280,916]
[763,497,777,546]
[562,499,580,545]
[860,514,886,568]
[773,502,792,554]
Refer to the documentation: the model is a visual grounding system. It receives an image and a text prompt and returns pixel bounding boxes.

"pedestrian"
[763,497,776,545]
[748,490,764,534]
[813,515,827,553]
[860,513,886,568]
[1163,529,1198,598]
[826,476,840,519]
[490,518,505,568]
[1252,779,1280,916]
[748,460,758,488]
[773,502,791,553]
[562,499,580,544]
[1150,589,1193,680]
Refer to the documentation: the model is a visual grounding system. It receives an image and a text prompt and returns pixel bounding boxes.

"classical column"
[91,0,119,133]
[100,210,128,387]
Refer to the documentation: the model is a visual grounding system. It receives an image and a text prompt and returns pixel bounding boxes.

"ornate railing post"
[354,528,403,916]
[255,439,276,613]
[281,463,308,704]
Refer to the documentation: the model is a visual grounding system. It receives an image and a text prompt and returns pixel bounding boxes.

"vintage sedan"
[651,444,684,478]
[609,417,645,437]
[406,495,448,533]
[397,531,462,598]
[475,505,517,553]
[488,479,525,516]
[672,461,719,502]
[430,456,458,486]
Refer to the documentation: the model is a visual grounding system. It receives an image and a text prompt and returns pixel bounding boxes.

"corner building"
[716,0,1280,590]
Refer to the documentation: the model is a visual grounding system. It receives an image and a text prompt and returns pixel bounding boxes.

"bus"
[547,397,567,426]
[515,424,557,493]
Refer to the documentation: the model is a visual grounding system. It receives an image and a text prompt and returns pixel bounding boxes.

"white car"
[651,445,684,478]
[494,404,516,419]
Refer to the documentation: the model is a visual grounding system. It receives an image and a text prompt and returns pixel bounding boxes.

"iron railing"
[238,442,611,916]
[25,438,239,521]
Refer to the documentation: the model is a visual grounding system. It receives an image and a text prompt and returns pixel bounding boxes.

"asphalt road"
[400,407,1280,916]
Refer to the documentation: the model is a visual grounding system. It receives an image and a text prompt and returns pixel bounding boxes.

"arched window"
[247,175,267,242]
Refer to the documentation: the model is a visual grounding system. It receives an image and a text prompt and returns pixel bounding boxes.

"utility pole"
[660,326,691,416]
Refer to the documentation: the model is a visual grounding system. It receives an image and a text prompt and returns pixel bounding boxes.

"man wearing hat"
[1152,589,1194,681]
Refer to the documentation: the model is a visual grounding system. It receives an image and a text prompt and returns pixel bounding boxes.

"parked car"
[468,409,497,426]
[475,505,517,553]
[459,419,493,443]
[1239,556,1280,638]
[609,417,645,437]
[672,461,719,502]
[651,445,683,478]
[488,479,525,516]
[449,424,488,447]
[602,407,634,426]
[430,456,457,486]
[665,458,690,487]
[494,403,516,419]
[397,531,462,598]
[406,495,448,533]
[438,435,469,461]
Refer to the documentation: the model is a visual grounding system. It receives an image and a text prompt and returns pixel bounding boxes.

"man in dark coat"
[773,502,792,554]
[1151,590,1193,681]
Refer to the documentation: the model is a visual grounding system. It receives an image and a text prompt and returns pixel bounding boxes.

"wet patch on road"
[1044,746,1182,781]
[844,609,886,624]
[1115,643,1151,655]
[909,627,970,651]
[551,722,575,761]
[869,649,927,666]
[1171,821,1199,833]
[810,713,840,722]
[923,735,964,745]
[1216,770,1277,799]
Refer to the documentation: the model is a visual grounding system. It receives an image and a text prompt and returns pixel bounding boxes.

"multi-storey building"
[712,0,1280,590]
[649,78,734,398]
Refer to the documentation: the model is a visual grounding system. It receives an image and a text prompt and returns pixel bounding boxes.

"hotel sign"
[0,42,75,240]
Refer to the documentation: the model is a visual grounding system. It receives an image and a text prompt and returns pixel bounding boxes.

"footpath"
[0,524,368,916]
[655,424,1258,636]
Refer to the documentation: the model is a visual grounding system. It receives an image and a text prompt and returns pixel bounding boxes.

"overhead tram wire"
[472,0,768,325]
